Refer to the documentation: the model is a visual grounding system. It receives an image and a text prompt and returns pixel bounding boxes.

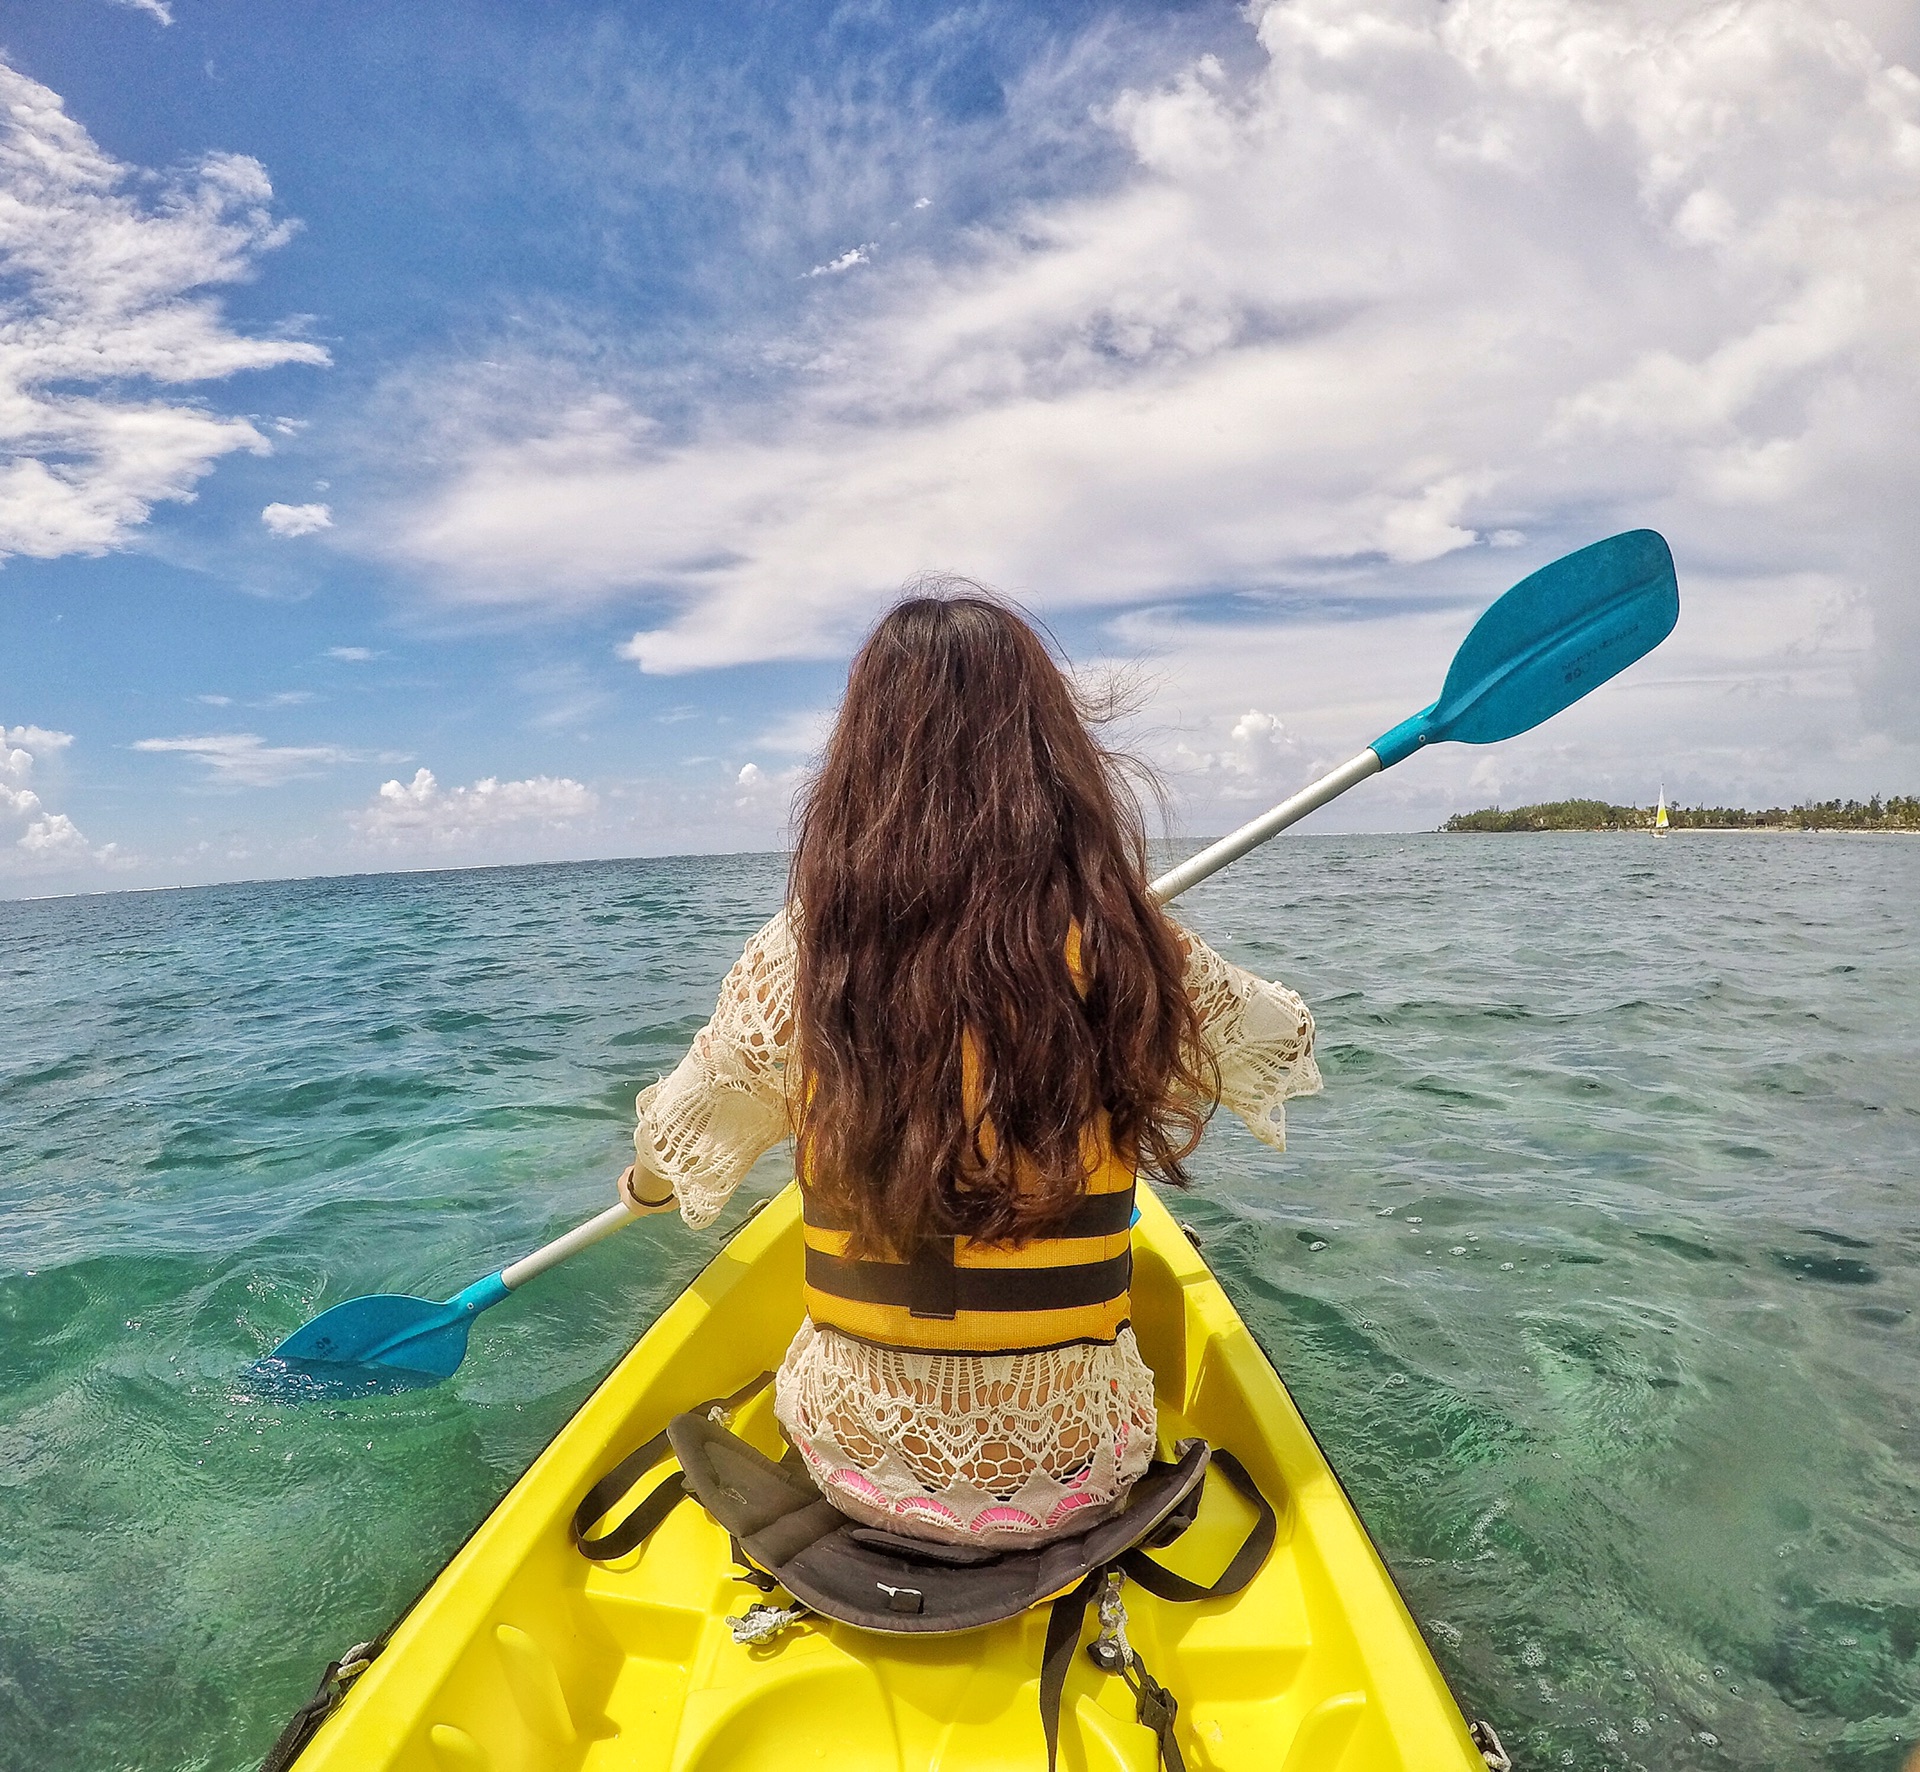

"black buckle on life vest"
[905,1235,958,1320]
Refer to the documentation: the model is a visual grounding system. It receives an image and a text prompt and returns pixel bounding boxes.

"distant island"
[1443,797,1920,832]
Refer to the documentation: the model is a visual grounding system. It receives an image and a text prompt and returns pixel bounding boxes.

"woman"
[617,590,1320,1549]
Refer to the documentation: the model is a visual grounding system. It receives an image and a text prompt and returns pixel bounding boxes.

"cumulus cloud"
[355,767,598,844]
[374,0,1920,812]
[262,501,333,537]
[0,60,327,562]
[1,723,118,869]
[132,732,365,787]
[731,755,810,813]
[4,723,73,757]
[806,243,874,277]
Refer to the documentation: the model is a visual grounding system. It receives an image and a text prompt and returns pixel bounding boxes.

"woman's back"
[625,589,1322,1546]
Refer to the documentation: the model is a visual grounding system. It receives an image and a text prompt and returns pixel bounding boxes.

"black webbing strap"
[804,1187,1136,1240]
[1120,1652,1186,1772]
[257,1642,377,1772]
[1040,1571,1103,1772]
[571,1371,773,1562]
[1118,1451,1275,1603]
[804,1246,1133,1315]
[1037,1451,1277,1772]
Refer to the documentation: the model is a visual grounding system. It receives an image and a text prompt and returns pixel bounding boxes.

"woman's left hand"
[618,1162,679,1216]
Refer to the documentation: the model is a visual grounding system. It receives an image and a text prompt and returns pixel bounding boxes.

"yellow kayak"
[276,1182,1496,1771]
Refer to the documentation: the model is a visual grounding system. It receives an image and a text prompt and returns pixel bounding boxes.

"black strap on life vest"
[801,1183,1136,1329]
[803,1243,1135,1317]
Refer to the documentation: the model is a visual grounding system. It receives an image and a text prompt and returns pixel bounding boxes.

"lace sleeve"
[1177,924,1322,1151]
[633,909,796,1229]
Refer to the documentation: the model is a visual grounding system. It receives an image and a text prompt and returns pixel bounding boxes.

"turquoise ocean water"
[3,835,1917,1771]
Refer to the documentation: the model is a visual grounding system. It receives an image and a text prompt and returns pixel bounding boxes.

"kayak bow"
[268,1184,1494,1771]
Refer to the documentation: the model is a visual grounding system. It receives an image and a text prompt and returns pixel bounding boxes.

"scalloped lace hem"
[772,1320,1159,1550]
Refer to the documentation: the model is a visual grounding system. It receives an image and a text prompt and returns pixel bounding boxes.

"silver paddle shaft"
[501,1200,637,1289]
[1148,749,1382,906]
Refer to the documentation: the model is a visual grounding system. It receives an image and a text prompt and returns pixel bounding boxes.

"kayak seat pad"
[666,1407,1211,1635]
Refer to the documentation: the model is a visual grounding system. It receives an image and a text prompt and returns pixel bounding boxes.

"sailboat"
[1655,786,1670,833]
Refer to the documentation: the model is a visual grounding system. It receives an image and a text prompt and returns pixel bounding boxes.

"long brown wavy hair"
[789,586,1213,1258]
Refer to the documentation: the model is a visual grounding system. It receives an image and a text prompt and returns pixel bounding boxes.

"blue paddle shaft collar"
[450,1272,512,1315]
[1369,708,1434,769]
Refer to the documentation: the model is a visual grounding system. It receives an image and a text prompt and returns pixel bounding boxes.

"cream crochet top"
[632,908,1321,1547]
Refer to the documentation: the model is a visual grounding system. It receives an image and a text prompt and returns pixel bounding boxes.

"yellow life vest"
[798,925,1136,1357]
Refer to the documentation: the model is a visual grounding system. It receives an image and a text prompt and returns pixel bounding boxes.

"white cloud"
[326,645,375,662]
[806,243,874,277]
[355,767,599,844]
[108,0,174,22]
[1,722,118,870]
[374,0,1920,813]
[15,811,93,859]
[132,732,364,787]
[262,501,333,538]
[730,756,808,812]
[0,60,327,562]
[4,724,73,756]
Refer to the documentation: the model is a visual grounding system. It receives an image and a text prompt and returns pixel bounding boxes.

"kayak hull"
[282,1183,1487,1771]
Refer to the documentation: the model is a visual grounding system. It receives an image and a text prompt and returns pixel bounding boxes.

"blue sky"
[4,0,1919,895]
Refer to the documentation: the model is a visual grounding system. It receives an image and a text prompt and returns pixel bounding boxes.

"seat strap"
[1040,1571,1103,1772]
[1038,1451,1277,1772]
[572,1371,773,1562]
[1042,1574,1192,1772]
[1118,1450,1275,1603]
[1119,1650,1187,1772]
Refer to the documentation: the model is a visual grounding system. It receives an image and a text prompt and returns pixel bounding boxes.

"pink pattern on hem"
[825,1467,888,1508]
[1045,1491,1100,1528]
[970,1505,1044,1533]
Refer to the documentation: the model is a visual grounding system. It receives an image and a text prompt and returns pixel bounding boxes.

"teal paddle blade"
[252,1272,510,1398]
[1371,530,1678,765]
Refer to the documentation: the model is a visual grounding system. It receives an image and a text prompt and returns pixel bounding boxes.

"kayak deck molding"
[287,1183,1487,1771]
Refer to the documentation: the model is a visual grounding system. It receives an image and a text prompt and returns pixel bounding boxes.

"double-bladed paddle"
[257,528,1678,1396]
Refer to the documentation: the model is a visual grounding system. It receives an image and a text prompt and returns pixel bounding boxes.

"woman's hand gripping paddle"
[259,528,1676,1398]
[1148,528,1679,904]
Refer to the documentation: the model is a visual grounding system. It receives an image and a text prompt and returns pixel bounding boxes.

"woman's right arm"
[1175,925,1323,1150]
[626,910,797,1228]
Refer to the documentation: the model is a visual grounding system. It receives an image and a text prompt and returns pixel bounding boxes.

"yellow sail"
[1655,788,1669,831]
